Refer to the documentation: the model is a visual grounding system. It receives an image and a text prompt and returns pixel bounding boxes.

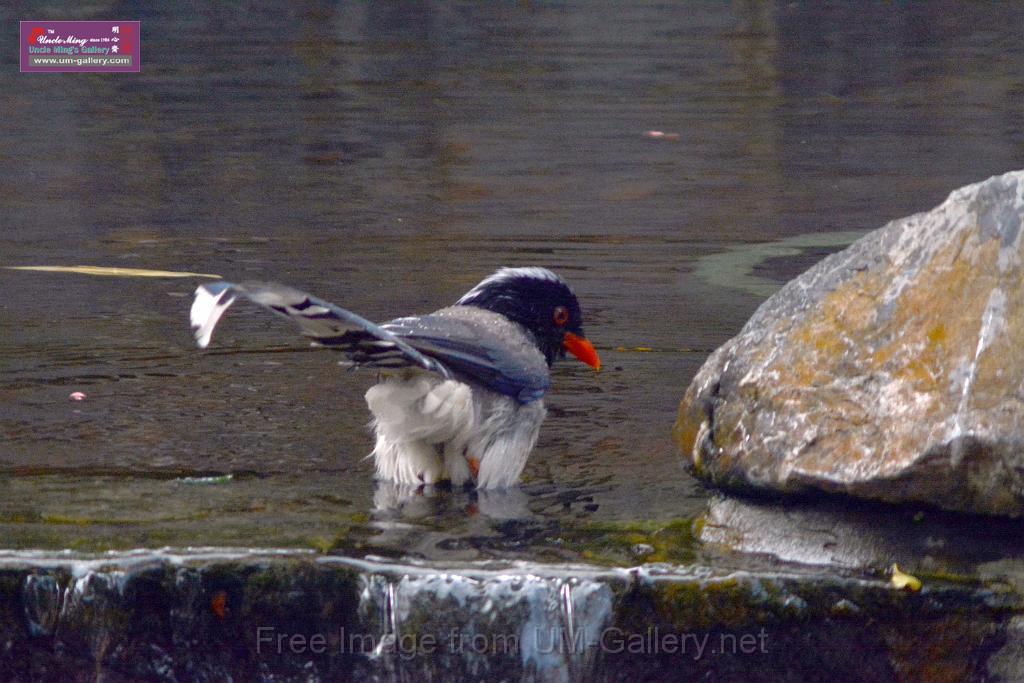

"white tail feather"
[190,284,237,348]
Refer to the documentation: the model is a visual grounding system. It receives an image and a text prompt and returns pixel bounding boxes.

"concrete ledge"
[0,549,1020,682]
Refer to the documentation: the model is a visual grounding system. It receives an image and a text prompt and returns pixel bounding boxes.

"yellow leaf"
[890,564,922,592]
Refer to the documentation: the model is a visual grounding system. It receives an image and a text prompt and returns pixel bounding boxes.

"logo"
[20,21,140,73]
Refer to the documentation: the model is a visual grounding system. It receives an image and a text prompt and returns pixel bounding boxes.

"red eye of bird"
[552,306,569,327]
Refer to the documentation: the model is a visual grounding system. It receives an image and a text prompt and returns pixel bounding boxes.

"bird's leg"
[464,447,480,480]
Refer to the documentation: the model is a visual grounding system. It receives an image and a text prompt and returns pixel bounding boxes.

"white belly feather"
[365,374,546,489]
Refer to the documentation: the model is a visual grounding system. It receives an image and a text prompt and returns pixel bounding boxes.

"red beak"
[563,332,601,371]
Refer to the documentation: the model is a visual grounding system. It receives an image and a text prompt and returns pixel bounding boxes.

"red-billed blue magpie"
[190,267,600,489]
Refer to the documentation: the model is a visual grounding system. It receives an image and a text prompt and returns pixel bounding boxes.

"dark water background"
[1,1,1023,555]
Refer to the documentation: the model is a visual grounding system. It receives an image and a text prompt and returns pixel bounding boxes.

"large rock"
[675,170,1024,516]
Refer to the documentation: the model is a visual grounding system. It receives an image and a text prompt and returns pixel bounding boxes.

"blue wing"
[190,283,549,403]
[383,311,551,404]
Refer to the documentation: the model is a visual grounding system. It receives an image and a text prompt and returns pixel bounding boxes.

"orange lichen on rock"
[676,170,1024,515]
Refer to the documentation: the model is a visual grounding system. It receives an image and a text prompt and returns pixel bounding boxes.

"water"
[2,1,1024,557]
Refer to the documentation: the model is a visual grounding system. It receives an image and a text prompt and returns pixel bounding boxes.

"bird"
[189,267,600,489]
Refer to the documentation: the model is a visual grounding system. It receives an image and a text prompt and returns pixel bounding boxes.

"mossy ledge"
[1,550,1022,681]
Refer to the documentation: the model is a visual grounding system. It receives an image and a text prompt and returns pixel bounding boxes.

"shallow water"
[2,2,1024,559]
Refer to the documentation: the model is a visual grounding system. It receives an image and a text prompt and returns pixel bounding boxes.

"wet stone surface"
[0,550,1021,682]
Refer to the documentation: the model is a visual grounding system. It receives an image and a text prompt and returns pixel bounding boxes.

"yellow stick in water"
[5,265,221,278]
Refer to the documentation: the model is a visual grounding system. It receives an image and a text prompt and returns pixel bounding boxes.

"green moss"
[324,517,388,556]
[552,518,700,566]
[40,514,145,526]
[912,570,986,587]
[307,537,334,554]
[691,514,707,538]
[654,578,768,630]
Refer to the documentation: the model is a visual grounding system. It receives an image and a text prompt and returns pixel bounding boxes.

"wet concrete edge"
[0,550,1021,682]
